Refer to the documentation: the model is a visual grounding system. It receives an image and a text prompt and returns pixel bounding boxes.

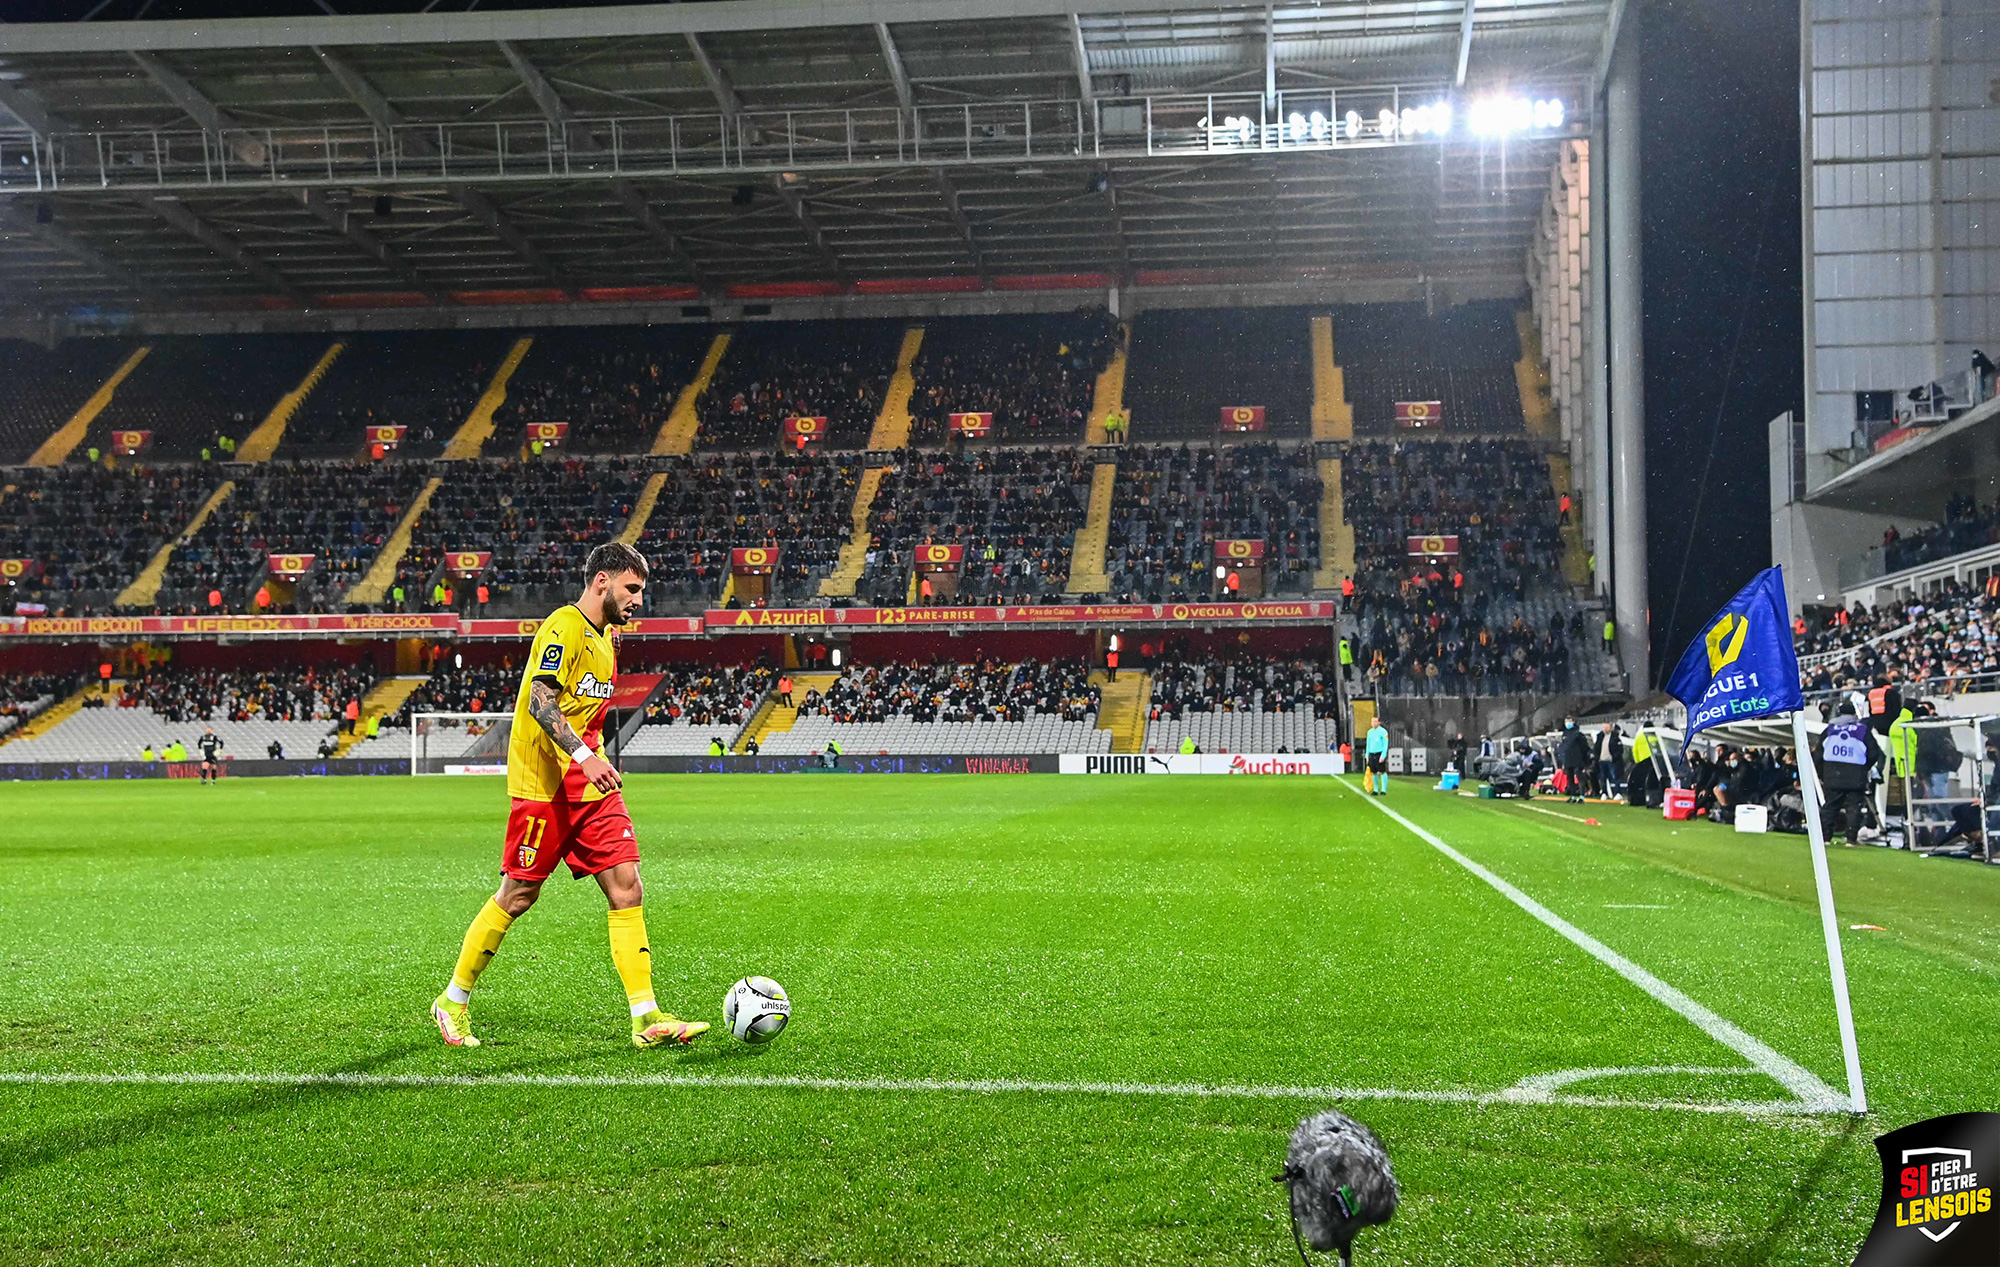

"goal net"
[411,711,513,776]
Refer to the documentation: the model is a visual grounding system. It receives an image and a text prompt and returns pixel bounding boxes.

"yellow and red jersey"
[507,604,618,803]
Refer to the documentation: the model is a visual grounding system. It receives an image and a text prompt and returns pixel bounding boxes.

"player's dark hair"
[584,541,649,583]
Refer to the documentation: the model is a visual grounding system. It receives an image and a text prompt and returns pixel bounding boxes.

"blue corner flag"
[1664,566,1804,751]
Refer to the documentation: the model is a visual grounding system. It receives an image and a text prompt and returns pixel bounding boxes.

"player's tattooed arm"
[529,675,620,791]
[527,678,586,754]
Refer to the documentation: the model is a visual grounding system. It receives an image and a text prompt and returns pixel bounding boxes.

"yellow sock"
[607,906,656,1018]
[446,898,514,1000]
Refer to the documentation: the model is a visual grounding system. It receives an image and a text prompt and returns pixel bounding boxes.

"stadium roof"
[0,0,1619,316]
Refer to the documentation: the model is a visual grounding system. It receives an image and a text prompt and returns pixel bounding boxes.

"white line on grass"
[1335,779,1848,1112]
[0,1070,1832,1117]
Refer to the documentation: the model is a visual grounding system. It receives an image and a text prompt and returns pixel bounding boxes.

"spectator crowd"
[1104,443,1322,602]
[862,448,1093,606]
[795,658,1099,724]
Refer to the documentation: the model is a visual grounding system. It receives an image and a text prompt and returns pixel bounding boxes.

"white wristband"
[569,744,594,765]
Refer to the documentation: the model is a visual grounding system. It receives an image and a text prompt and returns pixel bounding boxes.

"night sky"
[12,0,1811,692]
[1639,0,1802,686]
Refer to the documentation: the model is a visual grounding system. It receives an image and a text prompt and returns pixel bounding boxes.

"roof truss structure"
[0,0,1608,315]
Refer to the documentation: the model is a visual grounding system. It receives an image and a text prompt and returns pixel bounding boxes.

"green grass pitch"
[2,772,1997,1265]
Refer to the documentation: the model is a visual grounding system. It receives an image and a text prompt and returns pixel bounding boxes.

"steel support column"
[1605,27,1646,687]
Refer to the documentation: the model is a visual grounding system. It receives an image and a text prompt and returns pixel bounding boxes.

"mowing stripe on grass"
[0,1070,1831,1116]
[1335,779,1847,1112]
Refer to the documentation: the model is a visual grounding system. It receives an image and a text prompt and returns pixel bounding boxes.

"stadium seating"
[495,325,714,456]
[282,332,512,460]
[1877,494,2000,577]
[84,335,332,461]
[1798,579,2000,695]
[0,464,224,613]
[624,664,773,754]
[764,659,1107,753]
[0,338,140,464]
[156,461,433,612]
[0,667,369,762]
[1329,302,1525,434]
[1122,308,1314,441]
[395,457,652,614]
[636,452,860,608]
[906,312,1111,447]
[1141,656,1337,753]
[1103,443,1321,602]
[0,672,78,739]
[859,448,1093,605]
[695,320,903,450]
[346,664,515,763]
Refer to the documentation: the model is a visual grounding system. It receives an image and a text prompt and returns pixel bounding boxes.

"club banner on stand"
[0,559,40,583]
[916,544,965,568]
[366,424,408,449]
[731,547,780,573]
[111,429,153,455]
[1395,401,1444,427]
[1213,539,1265,561]
[784,416,827,443]
[267,554,316,579]
[447,551,493,578]
[948,412,993,437]
[525,422,569,447]
[1405,535,1461,557]
[1220,406,1267,432]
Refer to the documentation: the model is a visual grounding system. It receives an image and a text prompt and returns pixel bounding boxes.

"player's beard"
[605,590,636,625]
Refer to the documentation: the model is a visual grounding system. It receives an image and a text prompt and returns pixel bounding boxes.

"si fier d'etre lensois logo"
[1854,1113,1998,1266]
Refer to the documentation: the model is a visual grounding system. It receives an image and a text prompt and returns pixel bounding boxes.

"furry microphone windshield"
[1273,1109,1399,1267]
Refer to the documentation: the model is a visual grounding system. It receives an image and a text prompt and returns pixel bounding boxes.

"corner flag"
[1662,563,1865,1116]
[1663,566,1803,751]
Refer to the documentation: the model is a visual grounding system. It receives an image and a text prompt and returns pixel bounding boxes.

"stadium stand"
[0,666,369,762]
[906,312,1113,447]
[1877,495,2000,577]
[495,325,713,456]
[154,461,433,613]
[859,448,1094,605]
[0,339,139,464]
[1341,438,1606,694]
[1103,443,1322,602]
[0,672,81,739]
[1798,580,2000,695]
[394,457,652,614]
[345,663,513,764]
[1122,308,1314,441]
[636,452,860,607]
[83,335,330,461]
[1330,302,1527,434]
[624,664,774,754]
[765,659,1108,753]
[280,332,508,460]
[695,320,902,451]
[1141,654,1338,753]
[0,464,224,613]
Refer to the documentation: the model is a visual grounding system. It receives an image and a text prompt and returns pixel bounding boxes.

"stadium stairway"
[333,676,428,756]
[651,332,732,455]
[441,336,534,459]
[818,466,888,598]
[28,346,152,467]
[1312,457,1352,592]
[237,341,345,462]
[346,476,445,606]
[114,478,237,608]
[864,326,926,450]
[735,672,840,752]
[0,680,115,749]
[1309,316,1353,441]
[1513,311,1558,439]
[1546,453,1591,587]
[1091,670,1151,753]
[1084,330,1128,444]
[1063,461,1118,595]
[618,473,668,547]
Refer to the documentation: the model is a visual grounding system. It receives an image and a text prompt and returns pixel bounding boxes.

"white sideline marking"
[1513,803,1599,825]
[1336,780,1848,1112]
[1605,904,1671,910]
[1501,1065,1758,1101]
[0,1070,1833,1117]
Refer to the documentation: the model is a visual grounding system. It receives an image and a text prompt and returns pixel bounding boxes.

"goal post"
[410,711,513,776]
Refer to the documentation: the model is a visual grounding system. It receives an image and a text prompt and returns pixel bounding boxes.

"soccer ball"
[723,976,791,1044]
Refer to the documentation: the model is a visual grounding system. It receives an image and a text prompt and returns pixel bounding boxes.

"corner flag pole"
[1788,707,1868,1115]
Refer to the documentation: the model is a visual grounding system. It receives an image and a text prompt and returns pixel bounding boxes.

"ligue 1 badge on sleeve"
[1854,1112,1998,1265]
